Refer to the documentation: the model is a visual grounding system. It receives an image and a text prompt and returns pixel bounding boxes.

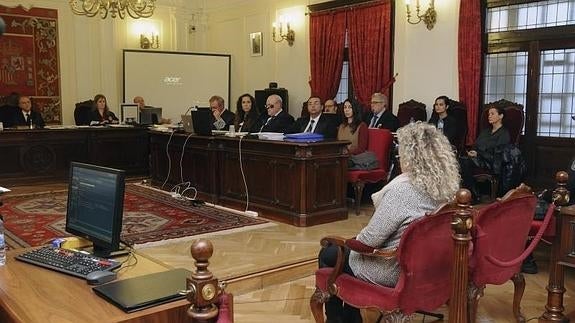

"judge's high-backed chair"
[474,99,525,199]
[310,189,473,323]
[74,100,94,126]
[348,128,394,214]
[449,100,468,152]
[397,99,427,127]
[468,184,538,323]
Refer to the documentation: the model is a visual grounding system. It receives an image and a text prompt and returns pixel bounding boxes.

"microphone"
[183,105,198,117]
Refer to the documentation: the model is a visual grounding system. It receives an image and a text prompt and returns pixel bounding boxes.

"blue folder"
[284,132,324,142]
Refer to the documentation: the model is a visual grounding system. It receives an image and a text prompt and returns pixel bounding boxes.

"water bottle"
[0,216,6,266]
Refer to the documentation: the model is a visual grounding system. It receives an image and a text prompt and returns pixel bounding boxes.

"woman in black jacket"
[428,95,458,145]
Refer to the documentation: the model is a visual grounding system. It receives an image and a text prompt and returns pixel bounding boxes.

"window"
[538,48,575,137]
[335,61,350,103]
[487,0,575,32]
[484,0,575,138]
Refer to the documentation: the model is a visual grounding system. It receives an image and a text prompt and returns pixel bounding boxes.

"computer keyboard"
[15,246,121,279]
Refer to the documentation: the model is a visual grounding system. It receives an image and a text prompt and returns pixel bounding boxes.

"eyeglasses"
[371,101,384,104]
[265,104,274,109]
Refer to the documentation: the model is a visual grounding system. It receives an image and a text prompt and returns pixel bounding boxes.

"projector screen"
[123,50,231,123]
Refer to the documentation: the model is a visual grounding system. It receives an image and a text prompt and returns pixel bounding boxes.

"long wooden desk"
[0,249,191,323]
[149,132,350,227]
[0,127,149,185]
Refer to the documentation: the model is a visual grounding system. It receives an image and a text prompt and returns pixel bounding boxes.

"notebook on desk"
[92,268,191,313]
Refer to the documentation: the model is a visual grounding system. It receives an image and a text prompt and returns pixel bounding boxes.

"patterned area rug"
[0,184,273,249]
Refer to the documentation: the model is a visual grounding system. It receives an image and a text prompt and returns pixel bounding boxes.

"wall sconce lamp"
[140,33,159,49]
[272,16,295,46]
[406,0,437,30]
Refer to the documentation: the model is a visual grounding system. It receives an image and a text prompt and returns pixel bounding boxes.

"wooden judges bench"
[0,127,149,185]
[149,132,350,227]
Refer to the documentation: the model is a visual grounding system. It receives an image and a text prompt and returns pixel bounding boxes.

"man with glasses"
[255,94,294,133]
[364,92,398,132]
[288,96,338,138]
[209,95,235,131]
[324,99,338,114]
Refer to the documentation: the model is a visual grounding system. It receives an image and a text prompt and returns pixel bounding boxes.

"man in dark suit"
[12,95,44,128]
[364,92,399,132]
[255,94,294,133]
[209,95,235,130]
[288,96,338,138]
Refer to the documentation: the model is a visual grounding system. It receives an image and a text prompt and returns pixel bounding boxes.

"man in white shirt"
[288,96,338,138]
[13,95,44,128]
[255,94,294,133]
[364,92,399,131]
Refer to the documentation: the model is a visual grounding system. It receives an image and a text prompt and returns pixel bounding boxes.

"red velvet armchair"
[397,99,427,127]
[468,184,538,323]
[348,129,394,214]
[473,99,525,200]
[310,189,473,322]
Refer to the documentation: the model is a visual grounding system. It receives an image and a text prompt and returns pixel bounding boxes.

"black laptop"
[191,108,212,136]
[92,268,191,313]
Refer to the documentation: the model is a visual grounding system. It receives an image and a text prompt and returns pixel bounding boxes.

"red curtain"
[347,1,392,109]
[458,0,482,144]
[309,11,347,102]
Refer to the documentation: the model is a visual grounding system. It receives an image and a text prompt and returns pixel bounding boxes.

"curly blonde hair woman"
[396,121,460,201]
[318,122,460,322]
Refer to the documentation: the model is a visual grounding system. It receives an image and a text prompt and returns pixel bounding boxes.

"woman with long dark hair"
[91,94,118,124]
[233,93,259,132]
[337,99,368,155]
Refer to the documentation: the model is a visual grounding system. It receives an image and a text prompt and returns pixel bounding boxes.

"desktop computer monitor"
[65,162,125,257]
[140,107,162,125]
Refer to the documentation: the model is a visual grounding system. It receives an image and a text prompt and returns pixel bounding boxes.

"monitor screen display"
[140,107,162,125]
[121,104,140,124]
[66,162,125,257]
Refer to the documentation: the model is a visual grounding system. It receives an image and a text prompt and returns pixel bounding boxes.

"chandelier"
[69,0,156,19]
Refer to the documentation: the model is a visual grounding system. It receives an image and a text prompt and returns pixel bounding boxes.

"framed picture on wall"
[250,32,262,57]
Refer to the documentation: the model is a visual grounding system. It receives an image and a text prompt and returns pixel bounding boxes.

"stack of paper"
[257,132,285,141]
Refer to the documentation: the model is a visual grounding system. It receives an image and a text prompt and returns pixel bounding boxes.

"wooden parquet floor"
[232,246,575,323]
[5,182,575,322]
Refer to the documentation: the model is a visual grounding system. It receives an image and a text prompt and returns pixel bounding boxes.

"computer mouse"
[86,270,118,285]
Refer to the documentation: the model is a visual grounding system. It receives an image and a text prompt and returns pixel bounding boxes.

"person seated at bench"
[428,95,458,145]
[12,95,45,129]
[364,92,399,132]
[255,94,294,133]
[91,94,119,125]
[210,95,235,131]
[288,96,338,138]
[318,122,460,322]
[233,93,259,133]
[337,99,368,155]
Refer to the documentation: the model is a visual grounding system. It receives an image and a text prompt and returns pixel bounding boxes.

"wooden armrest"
[320,236,347,248]
[372,248,398,259]
[346,239,397,259]
[319,236,349,291]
